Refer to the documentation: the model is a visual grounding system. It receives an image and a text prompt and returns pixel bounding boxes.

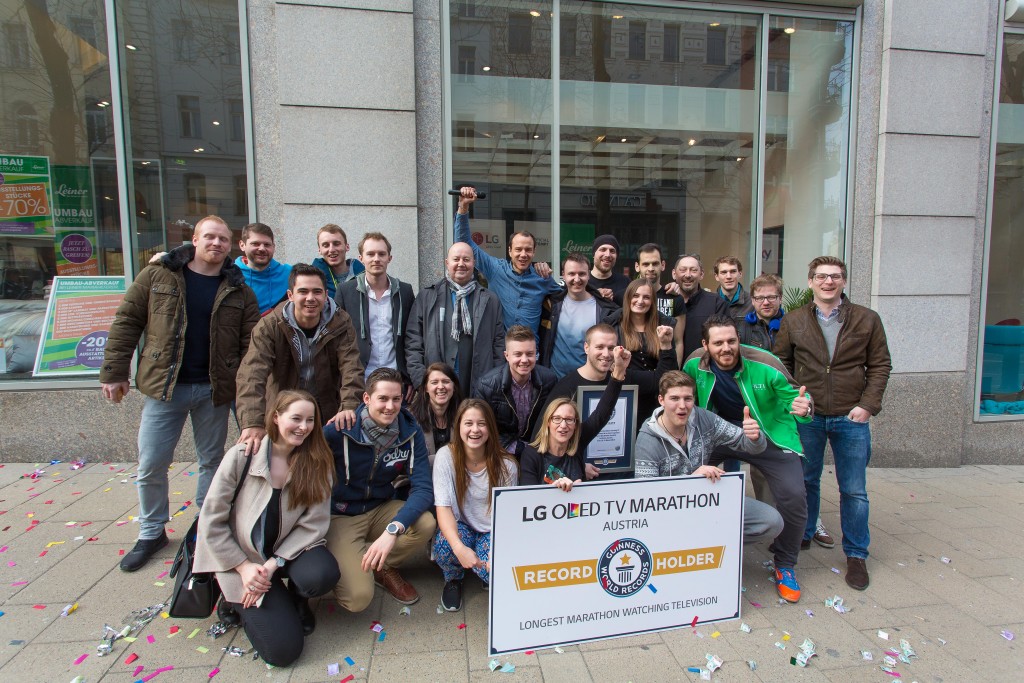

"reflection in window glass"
[762,16,853,288]
[980,34,1024,416]
[450,1,554,259]
[559,4,759,289]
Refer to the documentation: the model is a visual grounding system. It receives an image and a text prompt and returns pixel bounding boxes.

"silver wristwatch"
[386,521,404,536]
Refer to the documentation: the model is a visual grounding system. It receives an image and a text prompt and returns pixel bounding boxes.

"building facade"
[0,0,1020,466]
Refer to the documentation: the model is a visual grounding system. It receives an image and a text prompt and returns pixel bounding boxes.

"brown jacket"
[235,299,365,430]
[192,441,331,605]
[100,245,259,404]
[773,297,891,416]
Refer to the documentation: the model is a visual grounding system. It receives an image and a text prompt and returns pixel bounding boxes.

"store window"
[979,32,1024,417]
[0,0,250,383]
[447,0,852,295]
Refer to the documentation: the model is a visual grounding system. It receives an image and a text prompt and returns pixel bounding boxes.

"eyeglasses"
[752,295,780,303]
[549,416,577,426]
[812,273,845,282]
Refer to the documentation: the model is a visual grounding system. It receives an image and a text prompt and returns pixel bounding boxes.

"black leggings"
[230,545,340,667]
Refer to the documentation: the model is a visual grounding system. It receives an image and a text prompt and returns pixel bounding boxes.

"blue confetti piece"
[648,583,658,594]
[0,611,5,617]
[378,630,386,642]
[687,667,702,673]
[344,656,355,666]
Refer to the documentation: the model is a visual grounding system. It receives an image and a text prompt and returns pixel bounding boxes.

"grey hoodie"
[282,296,338,393]
[634,406,766,478]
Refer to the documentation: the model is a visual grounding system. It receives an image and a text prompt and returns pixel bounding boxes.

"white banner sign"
[489,474,745,655]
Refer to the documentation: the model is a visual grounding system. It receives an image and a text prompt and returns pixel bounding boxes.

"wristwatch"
[385,522,404,536]
[274,556,286,568]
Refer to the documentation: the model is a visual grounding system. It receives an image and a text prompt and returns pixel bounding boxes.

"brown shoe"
[846,557,869,591]
[813,520,836,548]
[374,567,420,605]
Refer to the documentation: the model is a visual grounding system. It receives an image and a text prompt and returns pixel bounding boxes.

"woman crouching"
[194,390,340,667]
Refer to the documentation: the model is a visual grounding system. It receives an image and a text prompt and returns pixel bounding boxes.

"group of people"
[98,188,891,667]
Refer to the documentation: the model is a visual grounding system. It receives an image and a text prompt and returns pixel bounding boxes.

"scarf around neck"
[361,412,400,456]
[445,275,477,341]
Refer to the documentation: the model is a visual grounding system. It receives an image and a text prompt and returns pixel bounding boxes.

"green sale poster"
[0,155,54,236]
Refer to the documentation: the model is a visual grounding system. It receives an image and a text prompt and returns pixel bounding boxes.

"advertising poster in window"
[51,165,99,276]
[0,155,54,236]
[33,276,125,377]
[489,474,744,654]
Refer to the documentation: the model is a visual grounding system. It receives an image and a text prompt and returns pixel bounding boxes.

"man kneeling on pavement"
[324,367,436,610]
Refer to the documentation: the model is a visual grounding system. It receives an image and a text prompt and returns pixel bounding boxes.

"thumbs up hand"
[789,385,811,417]
[742,406,761,441]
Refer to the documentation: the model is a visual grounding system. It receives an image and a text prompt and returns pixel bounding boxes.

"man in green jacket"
[683,313,811,603]
[100,215,260,572]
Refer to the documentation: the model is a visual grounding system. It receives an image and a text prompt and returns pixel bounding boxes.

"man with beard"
[101,216,260,572]
[235,263,366,455]
[234,223,292,315]
[682,314,811,603]
[738,273,786,351]
[673,254,728,360]
[589,234,631,305]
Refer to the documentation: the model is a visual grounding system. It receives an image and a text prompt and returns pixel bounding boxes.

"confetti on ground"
[489,659,501,672]
[147,635,155,643]
[775,642,786,650]
[399,606,411,616]
[341,676,354,683]
[209,667,220,678]
[140,665,174,681]
[169,625,179,634]
[45,541,64,548]
[73,653,88,665]
[554,646,564,654]
[32,604,45,610]
[1002,630,1015,641]
[880,665,901,677]
[805,610,814,617]
[61,602,78,617]
[862,650,873,661]
[153,581,166,587]
[878,630,889,640]
[133,665,145,676]
[749,601,762,608]
[941,556,951,564]
[500,662,515,673]
[188,628,200,639]
[691,615,698,628]
[344,656,355,665]
[377,630,386,642]
[740,623,751,633]
[196,646,209,654]
[747,660,757,671]
[124,653,139,664]
[711,631,720,638]
[458,623,467,629]
[436,605,443,614]
[831,567,841,574]
[327,663,340,676]
[370,621,383,633]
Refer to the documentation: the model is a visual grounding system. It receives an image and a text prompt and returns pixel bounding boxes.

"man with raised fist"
[682,314,811,604]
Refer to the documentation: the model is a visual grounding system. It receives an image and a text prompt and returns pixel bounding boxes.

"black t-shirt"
[656,290,685,320]
[709,358,746,426]
[262,487,282,557]
[177,267,221,384]
[589,272,632,306]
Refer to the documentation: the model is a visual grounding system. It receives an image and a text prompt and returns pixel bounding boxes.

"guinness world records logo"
[598,538,652,598]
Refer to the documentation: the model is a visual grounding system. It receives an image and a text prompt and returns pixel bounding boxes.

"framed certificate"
[579,384,638,473]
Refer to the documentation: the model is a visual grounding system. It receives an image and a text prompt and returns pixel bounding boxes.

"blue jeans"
[136,383,229,540]
[798,415,871,559]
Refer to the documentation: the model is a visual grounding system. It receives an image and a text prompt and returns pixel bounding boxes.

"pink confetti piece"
[691,615,698,628]
[11,581,28,586]
[124,653,139,664]
[525,650,535,655]
[6,562,14,567]
[749,602,762,608]
[457,623,467,629]
[38,551,47,557]
[133,665,145,676]
[146,634,155,644]
[32,604,45,609]
[209,667,220,678]
[156,571,168,579]
[74,653,88,665]
[341,676,354,683]
[119,549,126,556]
[169,625,179,634]
[0,546,7,552]
[141,665,174,681]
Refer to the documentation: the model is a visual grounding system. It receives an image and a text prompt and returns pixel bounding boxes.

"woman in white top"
[432,399,517,611]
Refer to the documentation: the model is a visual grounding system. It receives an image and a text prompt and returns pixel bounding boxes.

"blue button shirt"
[454,213,562,334]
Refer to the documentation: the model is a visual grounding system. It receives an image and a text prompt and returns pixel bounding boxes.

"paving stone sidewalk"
[0,461,1022,682]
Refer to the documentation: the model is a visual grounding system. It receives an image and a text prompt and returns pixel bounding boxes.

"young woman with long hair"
[194,390,340,667]
[519,346,630,490]
[615,279,671,371]
[409,362,462,462]
[432,399,518,611]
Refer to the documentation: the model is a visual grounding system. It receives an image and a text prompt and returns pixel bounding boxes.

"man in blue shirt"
[234,223,291,315]
[453,187,562,335]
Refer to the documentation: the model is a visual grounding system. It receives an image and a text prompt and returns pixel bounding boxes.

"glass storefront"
[0,0,250,382]
[449,1,853,291]
[980,32,1024,418]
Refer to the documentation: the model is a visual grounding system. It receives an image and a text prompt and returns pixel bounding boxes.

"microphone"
[447,189,487,199]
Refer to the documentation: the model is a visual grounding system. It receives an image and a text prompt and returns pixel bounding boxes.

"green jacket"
[100,245,260,405]
[682,344,811,454]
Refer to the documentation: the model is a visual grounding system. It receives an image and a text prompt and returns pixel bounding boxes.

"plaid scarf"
[361,413,400,457]
[445,275,476,341]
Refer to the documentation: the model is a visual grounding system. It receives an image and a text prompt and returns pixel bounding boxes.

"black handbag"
[168,453,252,618]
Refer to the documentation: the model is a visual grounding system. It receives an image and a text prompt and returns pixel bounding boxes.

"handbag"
[168,453,252,618]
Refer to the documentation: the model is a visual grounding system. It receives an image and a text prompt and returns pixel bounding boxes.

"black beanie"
[592,234,620,252]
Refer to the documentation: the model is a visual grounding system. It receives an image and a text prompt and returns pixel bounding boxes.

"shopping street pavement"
[0,461,1022,682]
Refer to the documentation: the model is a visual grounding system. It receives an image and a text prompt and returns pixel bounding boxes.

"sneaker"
[442,579,464,611]
[845,556,869,591]
[216,597,240,627]
[774,567,801,603]
[119,532,169,572]
[813,520,836,548]
[374,568,420,605]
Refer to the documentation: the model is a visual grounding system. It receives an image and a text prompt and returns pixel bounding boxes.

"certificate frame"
[578,384,638,473]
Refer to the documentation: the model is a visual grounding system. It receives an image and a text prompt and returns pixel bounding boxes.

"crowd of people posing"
[99,188,891,667]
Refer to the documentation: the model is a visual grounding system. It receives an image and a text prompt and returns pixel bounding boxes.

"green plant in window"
[782,286,813,312]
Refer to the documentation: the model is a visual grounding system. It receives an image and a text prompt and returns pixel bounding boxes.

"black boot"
[216,597,240,627]
[296,598,315,636]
